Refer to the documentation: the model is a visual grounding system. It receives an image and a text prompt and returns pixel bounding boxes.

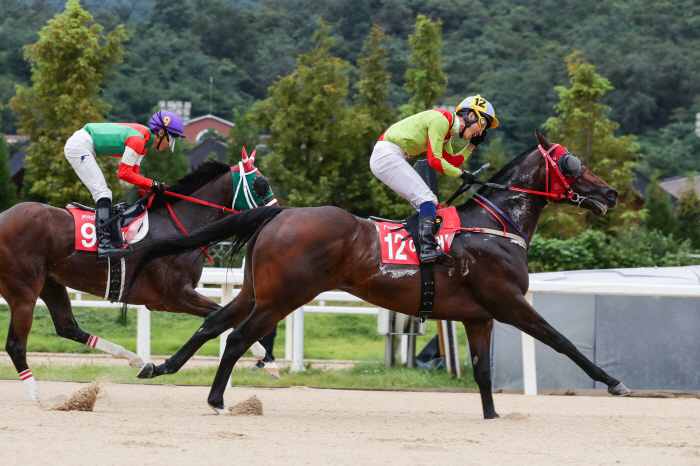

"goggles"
[164,132,181,152]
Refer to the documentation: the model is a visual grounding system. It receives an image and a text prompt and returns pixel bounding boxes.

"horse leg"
[3,296,43,401]
[207,306,284,413]
[498,295,629,396]
[463,319,498,419]
[40,277,143,367]
[158,284,275,377]
[137,284,260,379]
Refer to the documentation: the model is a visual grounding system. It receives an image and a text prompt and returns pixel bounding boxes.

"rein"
[161,190,240,214]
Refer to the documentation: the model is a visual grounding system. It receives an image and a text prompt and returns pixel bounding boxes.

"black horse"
[128,131,629,416]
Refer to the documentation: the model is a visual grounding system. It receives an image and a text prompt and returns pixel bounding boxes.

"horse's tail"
[120,206,285,325]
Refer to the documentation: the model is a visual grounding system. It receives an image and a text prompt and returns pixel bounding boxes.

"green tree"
[0,105,16,211]
[541,51,642,237]
[401,14,447,117]
[353,25,411,218]
[643,172,677,235]
[9,0,127,207]
[676,176,700,249]
[249,19,372,211]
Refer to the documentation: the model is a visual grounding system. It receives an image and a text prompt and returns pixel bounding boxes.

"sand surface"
[0,380,698,465]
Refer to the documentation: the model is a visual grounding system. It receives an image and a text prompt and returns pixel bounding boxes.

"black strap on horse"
[405,215,436,322]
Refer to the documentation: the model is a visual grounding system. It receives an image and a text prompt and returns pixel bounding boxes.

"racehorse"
[128,131,630,417]
[0,151,278,401]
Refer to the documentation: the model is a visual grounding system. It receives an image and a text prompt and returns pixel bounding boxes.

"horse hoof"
[136,362,155,379]
[608,382,630,396]
[129,357,145,368]
[209,404,229,415]
[264,361,280,380]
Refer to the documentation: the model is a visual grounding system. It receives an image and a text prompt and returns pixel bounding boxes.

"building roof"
[185,114,235,127]
[8,148,28,177]
[530,265,700,286]
[659,174,700,199]
[187,138,228,168]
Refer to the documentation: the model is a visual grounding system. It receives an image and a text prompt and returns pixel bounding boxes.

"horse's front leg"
[463,318,498,419]
[495,293,630,396]
[136,284,278,379]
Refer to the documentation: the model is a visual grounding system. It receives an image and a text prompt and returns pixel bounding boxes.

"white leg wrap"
[19,370,43,402]
[250,341,267,361]
[90,335,144,366]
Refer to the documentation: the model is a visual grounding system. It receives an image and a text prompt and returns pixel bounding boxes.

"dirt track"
[1,380,699,465]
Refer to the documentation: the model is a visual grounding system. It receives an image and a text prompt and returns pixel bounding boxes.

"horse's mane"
[149,159,231,209]
[456,145,538,211]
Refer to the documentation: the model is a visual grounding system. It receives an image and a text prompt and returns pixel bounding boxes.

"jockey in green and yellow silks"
[370,95,499,264]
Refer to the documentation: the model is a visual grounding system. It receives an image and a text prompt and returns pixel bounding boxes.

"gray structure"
[187,138,227,168]
[492,266,700,390]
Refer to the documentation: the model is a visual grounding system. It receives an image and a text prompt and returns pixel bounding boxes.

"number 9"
[81,223,96,248]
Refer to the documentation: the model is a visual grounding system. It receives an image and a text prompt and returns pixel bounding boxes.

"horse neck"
[155,172,233,230]
[473,149,548,240]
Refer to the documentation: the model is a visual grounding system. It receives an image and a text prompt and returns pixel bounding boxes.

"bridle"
[443,143,589,250]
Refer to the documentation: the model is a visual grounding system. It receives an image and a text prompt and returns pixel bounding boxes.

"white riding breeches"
[64,129,112,202]
[369,141,438,210]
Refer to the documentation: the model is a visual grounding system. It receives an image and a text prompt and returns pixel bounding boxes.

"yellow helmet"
[456,95,499,129]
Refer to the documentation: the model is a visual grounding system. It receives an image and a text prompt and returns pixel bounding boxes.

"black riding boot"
[96,198,126,259]
[418,215,454,265]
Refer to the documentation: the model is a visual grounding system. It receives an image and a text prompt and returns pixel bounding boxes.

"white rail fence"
[4,268,699,395]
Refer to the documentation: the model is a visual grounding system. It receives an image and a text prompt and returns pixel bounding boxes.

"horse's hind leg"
[40,277,143,367]
[138,284,258,379]
[498,294,629,396]
[463,318,498,419]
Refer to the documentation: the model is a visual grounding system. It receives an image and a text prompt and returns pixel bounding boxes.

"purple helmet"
[149,110,186,138]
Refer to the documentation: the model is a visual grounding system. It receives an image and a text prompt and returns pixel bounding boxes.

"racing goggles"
[165,132,181,152]
[474,111,493,131]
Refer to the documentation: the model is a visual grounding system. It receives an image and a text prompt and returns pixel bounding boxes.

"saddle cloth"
[67,203,149,252]
[373,207,461,265]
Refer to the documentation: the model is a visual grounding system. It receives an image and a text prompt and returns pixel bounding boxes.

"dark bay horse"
[129,131,629,417]
[0,153,278,401]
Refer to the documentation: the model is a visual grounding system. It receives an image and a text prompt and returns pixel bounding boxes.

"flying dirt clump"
[228,395,263,416]
[50,382,101,412]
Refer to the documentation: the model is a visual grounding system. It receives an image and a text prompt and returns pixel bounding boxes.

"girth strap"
[418,262,435,322]
[105,257,126,303]
[406,214,436,322]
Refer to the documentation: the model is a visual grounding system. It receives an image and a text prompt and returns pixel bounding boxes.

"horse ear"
[250,149,256,164]
[535,129,552,149]
[241,147,249,162]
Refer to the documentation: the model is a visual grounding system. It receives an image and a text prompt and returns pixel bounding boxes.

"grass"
[0,305,466,361]
[0,362,477,389]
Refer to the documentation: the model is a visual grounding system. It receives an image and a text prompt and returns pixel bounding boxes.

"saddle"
[68,200,150,253]
[370,207,461,321]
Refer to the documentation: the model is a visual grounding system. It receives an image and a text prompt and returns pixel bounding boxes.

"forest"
[1,0,700,270]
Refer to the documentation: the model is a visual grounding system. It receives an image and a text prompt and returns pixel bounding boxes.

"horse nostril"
[606,189,618,200]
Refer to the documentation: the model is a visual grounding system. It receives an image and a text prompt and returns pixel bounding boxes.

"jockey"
[64,110,186,258]
[370,95,498,264]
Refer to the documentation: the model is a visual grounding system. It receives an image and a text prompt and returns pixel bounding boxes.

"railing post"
[290,307,305,372]
[522,292,538,395]
[285,313,293,360]
[137,305,150,363]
